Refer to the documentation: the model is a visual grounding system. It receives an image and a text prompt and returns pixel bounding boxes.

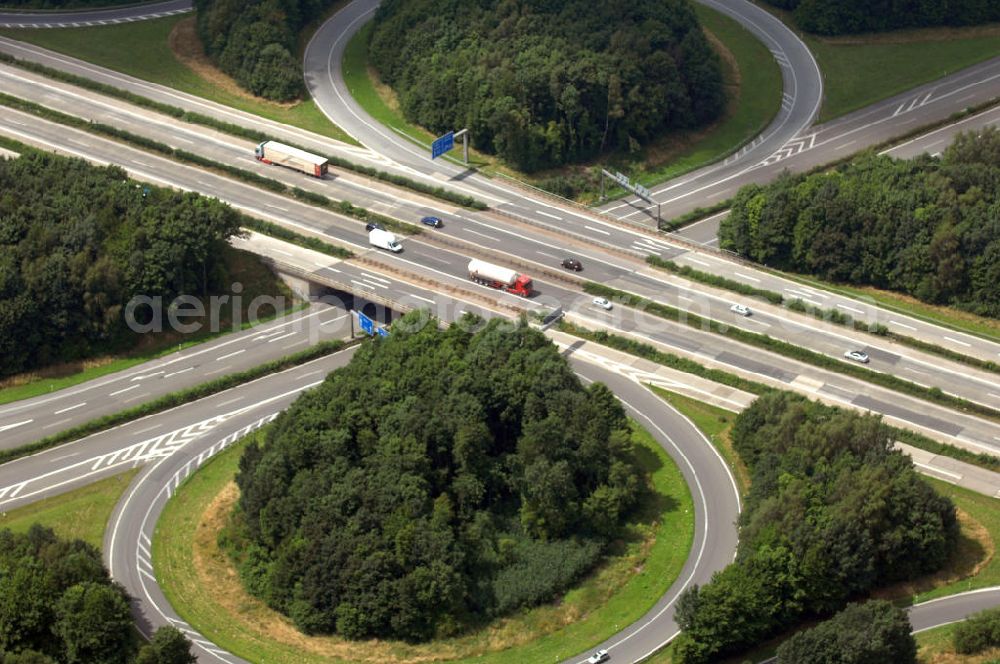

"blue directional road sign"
[357,311,375,336]
[431,131,454,160]
[377,326,390,338]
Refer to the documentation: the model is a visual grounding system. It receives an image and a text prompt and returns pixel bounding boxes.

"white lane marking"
[270,248,293,256]
[361,280,388,289]
[215,397,244,409]
[686,257,710,267]
[584,225,612,236]
[41,418,72,431]
[734,272,761,283]
[837,303,865,315]
[215,349,245,361]
[536,251,559,260]
[834,140,856,151]
[162,367,194,379]
[108,384,139,397]
[265,204,289,212]
[407,293,435,304]
[54,402,87,415]
[536,210,562,220]
[350,279,374,290]
[266,331,297,344]
[320,266,342,273]
[890,319,917,331]
[460,227,500,242]
[130,370,164,382]
[944,336,972,348]
[913,461,962,481]
[359,271,391,284]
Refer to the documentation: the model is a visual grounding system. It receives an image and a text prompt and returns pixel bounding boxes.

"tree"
[53,582,136,664]
[135,627,198,664]
[776,600,916,664]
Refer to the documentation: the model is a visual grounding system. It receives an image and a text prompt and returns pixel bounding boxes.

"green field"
[153,423,694,663]
[0,15,356,144]
[342,5,781,198]
[0,470,139,550]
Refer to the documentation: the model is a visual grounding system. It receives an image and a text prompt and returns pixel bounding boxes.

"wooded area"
[0,525,196,664]
[673,392,957,663]
[368,0,724,172]
[0,151,243,377]
[194,0,335,101]
[720,128,1000,318]
[764,0,1000,34]
[0,0,135,7]
[230,314,643,641]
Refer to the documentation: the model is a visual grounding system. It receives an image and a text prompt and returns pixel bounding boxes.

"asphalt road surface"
[0,0,190,28]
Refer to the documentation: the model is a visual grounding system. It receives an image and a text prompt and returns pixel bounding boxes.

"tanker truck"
[467,259,533,297]
[254,140,329,177]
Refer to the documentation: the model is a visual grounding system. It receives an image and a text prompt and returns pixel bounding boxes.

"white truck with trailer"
[254,140,328,177]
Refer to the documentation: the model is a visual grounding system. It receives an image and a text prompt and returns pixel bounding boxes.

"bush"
[953,606,1000,654]
[776,601,916,664]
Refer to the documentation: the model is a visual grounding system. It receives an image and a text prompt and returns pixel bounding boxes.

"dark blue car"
[421,216,443,228]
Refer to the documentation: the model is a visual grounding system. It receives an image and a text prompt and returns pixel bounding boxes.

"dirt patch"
[167,16,298,108]
[874,508,994,602]
[0,356,116,389]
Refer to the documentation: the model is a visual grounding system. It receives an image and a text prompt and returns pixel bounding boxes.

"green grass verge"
[915,621,1000,663]
[342,7,781,200]
[0,15,357,144]
[648,386,750,495]
[0,339,349,467]
[153,421,694,663]
[809,32,1000,122]
[0,470,139,550]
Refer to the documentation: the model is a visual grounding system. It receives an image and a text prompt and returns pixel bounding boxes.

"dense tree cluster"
[763,0,1000,34]
[369,0,724,172]
[720,128,1000,318]
[195,0,336,101]
[0,525,196,664]
[233,314,642,640]
[0,151,242,376]
[776,600,917,663]
[673,392,958,663]
[0,0,135,7]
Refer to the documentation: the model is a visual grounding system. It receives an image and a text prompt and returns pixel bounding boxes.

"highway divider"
[0,338,353,467]
[559,321,1000,474]
[584,281,1000,423]
[0,51,488,210]
[645,255,1000,375]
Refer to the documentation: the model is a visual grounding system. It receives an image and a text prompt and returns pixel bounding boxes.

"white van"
[368,228,402,253]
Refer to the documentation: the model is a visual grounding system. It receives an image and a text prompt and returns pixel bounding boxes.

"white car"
[587,650,610,664]
[730,303,751,316]
[844,350,870,364]
[593,297,613,311]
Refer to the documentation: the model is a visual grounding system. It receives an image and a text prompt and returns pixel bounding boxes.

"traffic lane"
[0,305,351,449]
[580,305,1000,453]
[883,103,1000,160]
[0,348,357,514]
[0,0,190,27]
[910,589,1000,633]
[605,269,1000,412]
[663,248,1000,365]
[563,363,740,663]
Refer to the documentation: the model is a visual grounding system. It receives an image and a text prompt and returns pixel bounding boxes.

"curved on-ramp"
[105,346,741,663]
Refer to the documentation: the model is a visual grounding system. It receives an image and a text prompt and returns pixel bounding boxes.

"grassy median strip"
[0,49,488,210]
[154,420,693,664]
[645,255,1000,376]
[0,339,350,467]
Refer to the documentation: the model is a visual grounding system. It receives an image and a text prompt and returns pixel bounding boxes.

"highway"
[0,0,190,28]
[0,1,997,661]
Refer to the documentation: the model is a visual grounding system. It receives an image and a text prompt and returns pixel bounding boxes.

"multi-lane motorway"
[0,0,998,662]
